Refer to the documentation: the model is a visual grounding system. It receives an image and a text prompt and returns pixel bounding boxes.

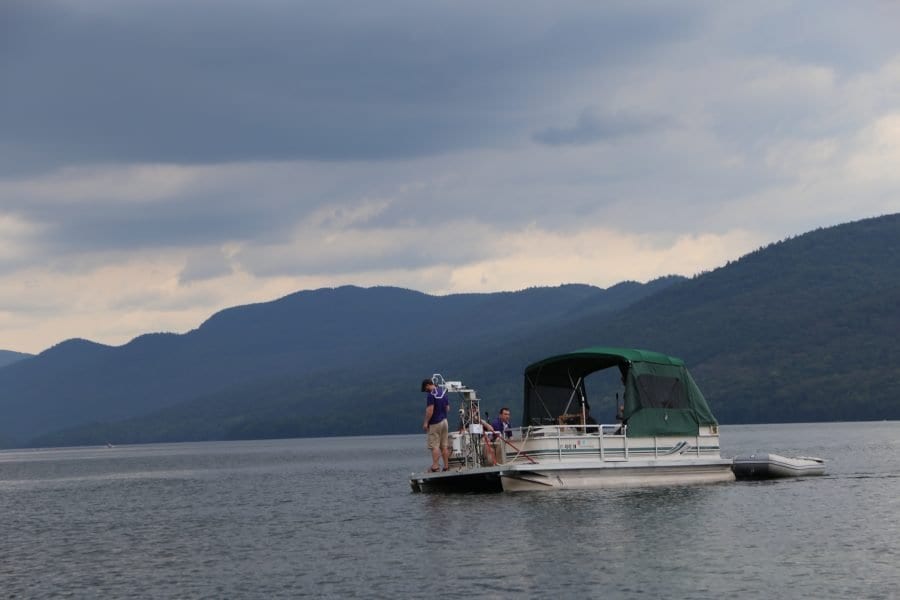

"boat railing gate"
[651,430,718,458]
[518,423,629,461]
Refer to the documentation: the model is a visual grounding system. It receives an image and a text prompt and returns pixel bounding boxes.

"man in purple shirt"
[422,378,450,472]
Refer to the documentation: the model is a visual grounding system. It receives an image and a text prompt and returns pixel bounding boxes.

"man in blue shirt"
[422,378,450,472]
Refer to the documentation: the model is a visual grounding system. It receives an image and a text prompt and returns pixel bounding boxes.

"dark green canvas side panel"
[624,408,700,438]
[684,371,717,427]
[622,361,717,437]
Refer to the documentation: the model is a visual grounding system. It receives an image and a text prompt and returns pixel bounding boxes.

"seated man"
[490,407,513,440]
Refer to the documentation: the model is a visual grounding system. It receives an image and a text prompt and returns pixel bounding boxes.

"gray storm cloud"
[0,0,700,172]
[533,109,674,146]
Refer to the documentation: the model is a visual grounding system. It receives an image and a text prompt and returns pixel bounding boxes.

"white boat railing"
[493,424,722,464]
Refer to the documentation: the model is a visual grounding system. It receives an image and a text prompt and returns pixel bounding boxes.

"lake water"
[1,422,898,599]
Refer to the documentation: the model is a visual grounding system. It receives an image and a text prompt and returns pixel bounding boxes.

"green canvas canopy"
[522,346,718,437]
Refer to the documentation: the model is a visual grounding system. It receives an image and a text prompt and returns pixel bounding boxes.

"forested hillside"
[0,279,676,446]
[0,350,32,368]
[5,214,900,448]
[567,213,900,423]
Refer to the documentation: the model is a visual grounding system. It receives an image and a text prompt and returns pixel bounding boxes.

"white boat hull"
[498,459,735,491]
[410,456,735,493]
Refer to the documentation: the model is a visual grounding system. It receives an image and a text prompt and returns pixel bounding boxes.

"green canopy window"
[634,374,689,409]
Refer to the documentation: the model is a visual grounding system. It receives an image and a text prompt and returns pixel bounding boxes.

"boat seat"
[557,413,582,426]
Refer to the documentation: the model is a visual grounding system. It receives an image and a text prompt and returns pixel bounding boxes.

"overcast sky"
[2,1,899,354]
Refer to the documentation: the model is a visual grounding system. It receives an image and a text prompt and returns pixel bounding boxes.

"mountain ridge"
[3,213,899,448]
[0,279,678,446]
[0,350,34,369]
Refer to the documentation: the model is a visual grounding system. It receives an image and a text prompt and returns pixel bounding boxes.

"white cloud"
[845,113,900,184]
[0,214,42,263]
[764,138,840,177]
[178,247,235,284]
[443,226,764,293]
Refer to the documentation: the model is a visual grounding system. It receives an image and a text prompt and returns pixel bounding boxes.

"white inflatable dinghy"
[732,453,825,479]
